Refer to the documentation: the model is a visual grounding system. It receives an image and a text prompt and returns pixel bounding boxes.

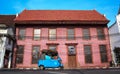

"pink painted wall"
[14,26,112,68]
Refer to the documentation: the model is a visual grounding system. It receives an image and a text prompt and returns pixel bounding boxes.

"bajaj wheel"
[60,66,64,70]
[39,65,45,70]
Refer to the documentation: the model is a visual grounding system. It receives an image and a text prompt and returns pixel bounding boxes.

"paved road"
[0,68,120,74]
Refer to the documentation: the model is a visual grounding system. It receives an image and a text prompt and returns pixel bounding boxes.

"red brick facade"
[13,10,112,69]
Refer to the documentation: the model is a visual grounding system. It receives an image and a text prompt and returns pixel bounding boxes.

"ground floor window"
[16,45,24,64]
[99,45,108,63]
[32,45,40,64]
[84,45,93,64]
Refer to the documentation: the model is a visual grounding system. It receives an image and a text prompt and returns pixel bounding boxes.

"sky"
[0,0,120,27]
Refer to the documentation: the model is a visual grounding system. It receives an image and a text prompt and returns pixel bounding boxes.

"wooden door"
[68,55,77,68]
[67,45,77,69]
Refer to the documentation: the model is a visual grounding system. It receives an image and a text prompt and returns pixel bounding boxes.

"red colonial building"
[13,9,112,69]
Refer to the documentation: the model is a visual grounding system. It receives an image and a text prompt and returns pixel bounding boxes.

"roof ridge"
[25,9,95,11]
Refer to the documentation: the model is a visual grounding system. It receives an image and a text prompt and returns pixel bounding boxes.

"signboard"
[0,30,7,34]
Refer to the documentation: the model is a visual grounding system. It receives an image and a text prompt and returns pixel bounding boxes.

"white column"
[0,37,6,69]
[8,53,12,68]
[0,47,6,68]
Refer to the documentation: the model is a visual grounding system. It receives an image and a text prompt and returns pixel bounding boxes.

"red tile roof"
[15,10,109,24]
[0,15,16,25]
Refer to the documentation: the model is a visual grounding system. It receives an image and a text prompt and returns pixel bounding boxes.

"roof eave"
[15,20,109,25]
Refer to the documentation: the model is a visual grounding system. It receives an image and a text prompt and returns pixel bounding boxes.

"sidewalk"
[0,67,120,71]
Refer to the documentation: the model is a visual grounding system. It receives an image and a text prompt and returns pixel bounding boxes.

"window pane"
[49,35,56,40]
[68,29,74,35]
[99,45,108,63]
[49,29,56,40]
[17,45,24,54]
[49,29,56,34]
[32,46,40,64]
[101,54,108,63]
[49,45,57,51]
[68,45,76,55]
[16,55,23,64]
[34,29,41,40]
[34,35,40,40]
[16,45,24,64]
[34,29,40,34]
[67,29,74,40]
[97,28,105,40]
[68,35,74,40]
[18,29,25,40]
[84,45,92,63]
[83,28,90,40]
[85,54,92,64]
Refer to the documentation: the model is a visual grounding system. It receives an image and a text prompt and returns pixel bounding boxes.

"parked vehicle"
[38,49,64,70]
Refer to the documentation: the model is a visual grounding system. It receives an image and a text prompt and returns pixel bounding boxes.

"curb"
[0,68,39,71]
[0,67,120,71]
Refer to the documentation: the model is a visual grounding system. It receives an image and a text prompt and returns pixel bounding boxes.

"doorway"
[67,45,77,68]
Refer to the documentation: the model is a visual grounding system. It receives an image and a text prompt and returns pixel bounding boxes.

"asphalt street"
[0,68,120,74]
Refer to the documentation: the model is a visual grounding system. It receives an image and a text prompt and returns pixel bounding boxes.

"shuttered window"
[16,45,24,64]
[97,28,105,40]
[18,28,26,40]
[49,29,56,40]
[84,45,92,63]
[99,45,108,63]
[32,46,40,64]
[83,28,90,40]
[67,29,75,40]
[34,29,41,40]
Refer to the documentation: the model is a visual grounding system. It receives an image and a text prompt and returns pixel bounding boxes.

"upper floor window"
[84,45,93,64]
[82,28,90,40]
[49,29,56,40]
[99,45,108,63]
[16,45,24,64]
[33,29,41,40]
[18,28,25,40]
[67,29,75,40]
[97,28,105,40]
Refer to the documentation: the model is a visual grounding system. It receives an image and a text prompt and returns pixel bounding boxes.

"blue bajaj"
[38,50,64,70]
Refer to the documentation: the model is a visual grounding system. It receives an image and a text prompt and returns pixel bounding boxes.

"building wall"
[109,14,120,65]
[14,26,111,69]
[109,23,120,49]
[0,37,7,68]
[0,27,14,68]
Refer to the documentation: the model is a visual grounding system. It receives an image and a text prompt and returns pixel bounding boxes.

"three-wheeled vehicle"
[38,49,64,70]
